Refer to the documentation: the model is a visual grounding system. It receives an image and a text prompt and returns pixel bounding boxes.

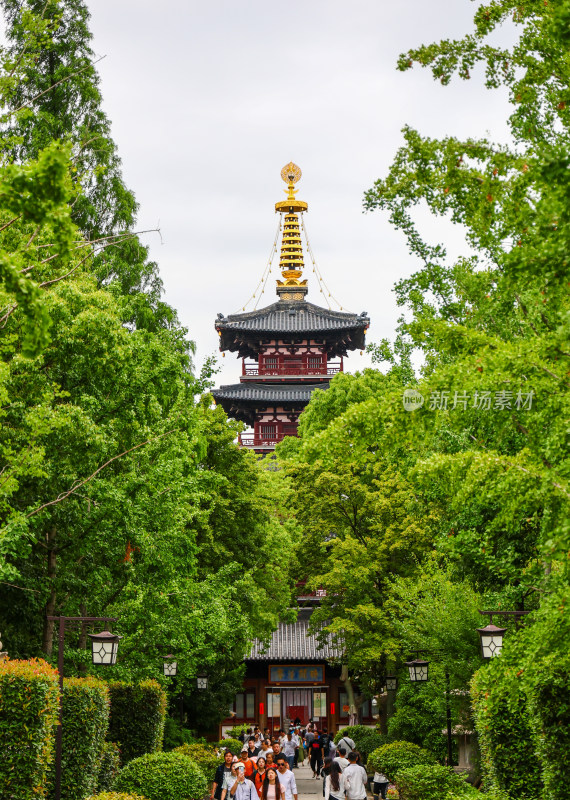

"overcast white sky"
[88,0,513,387]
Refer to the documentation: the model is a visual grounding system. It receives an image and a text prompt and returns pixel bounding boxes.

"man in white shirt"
[344,752,368,800]
[333,747,349,771]
[276,756,298,800]
[282,733,297,771]
[337,735,355,757]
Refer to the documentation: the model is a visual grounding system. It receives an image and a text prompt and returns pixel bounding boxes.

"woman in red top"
[253,757,267,797]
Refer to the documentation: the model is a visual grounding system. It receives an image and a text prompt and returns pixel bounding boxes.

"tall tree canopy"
[0,1,297,727]
[280,0,570,776]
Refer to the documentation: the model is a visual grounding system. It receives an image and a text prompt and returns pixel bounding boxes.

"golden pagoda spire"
[275,162,308,301]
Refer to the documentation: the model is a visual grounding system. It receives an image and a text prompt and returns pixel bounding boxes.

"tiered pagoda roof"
[212,382,328,426]
[215,302,369,360]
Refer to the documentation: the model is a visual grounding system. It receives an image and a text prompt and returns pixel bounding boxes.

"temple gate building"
[213,163,371,734]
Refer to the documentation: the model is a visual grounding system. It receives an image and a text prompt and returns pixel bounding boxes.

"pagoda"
[212,162,369,452]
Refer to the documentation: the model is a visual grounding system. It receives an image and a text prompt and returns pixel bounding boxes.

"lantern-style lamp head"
[196,673,208,690]
[405,659,429,682]
[88,630,121,666]
[385,675,398,692]
[477,623,507,659]
[163,655,178,677]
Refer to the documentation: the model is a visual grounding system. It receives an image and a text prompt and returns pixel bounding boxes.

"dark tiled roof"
[248,619,343,661]
[215,301,369,359]
[216,302,369,334]
[211,383,328,404]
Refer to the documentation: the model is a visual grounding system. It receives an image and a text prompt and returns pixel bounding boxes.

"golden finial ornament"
[275,162,308,299]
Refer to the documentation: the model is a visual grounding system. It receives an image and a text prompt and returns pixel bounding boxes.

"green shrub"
[108,681,167,764]
[115,751,208,800]
[393,764,476,800]
[173,744,222,781]
[87,793,149,800]
[367,741,437,782]
[472,660,542,800]
[163,717,196,751]
[48,676,110,800]
[526,652,570,800]
[352,729,387,762]
[0,658,60,800]
[216,738,242,755]
[225,723,249,739]
[334,724,371,745]
[97,741,122,793]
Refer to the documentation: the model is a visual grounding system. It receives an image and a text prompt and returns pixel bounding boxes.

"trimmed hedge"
[527,653,570,800]
[48,676,110,800]
[108,681,167,764]
[334,724,371,745]
[0,658,60,800]
[367,741,437,782]
[393,764,476,800]
[216,738,242,755]
[97,741,122,793]
[472,660,542,799]
[173,744,222,781]
[115,751,208,800]
[88,793,148,800]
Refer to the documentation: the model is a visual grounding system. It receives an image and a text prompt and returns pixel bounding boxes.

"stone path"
[294,762,323,799]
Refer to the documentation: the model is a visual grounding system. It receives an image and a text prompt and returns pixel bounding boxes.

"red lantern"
[330,702,335,715]
[259,702,265,716]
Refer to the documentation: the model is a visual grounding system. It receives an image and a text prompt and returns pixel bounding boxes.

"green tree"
[1,0,178,330]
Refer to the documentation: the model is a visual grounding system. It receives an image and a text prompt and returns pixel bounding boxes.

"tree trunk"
[42,526,57,655]
[341,665,358,726]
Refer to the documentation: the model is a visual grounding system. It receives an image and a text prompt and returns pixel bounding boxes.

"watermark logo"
[402,388,536,412]
[403,388,425,412]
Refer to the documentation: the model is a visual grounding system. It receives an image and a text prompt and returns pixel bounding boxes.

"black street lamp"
[477,610,530,660]
[88,630,122,665]
[405,658,430,682]
[47,615,119,800]
[196,673,209,690]
[163,655,178,677]
[385,675,398,692]
[405,651,453,767]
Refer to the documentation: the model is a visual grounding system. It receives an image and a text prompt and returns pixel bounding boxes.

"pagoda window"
[307,355,323,372]
[265,356,279,371]
[260,423,277,441]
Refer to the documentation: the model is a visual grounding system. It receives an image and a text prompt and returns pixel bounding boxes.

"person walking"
[336,735,355,758]
[276,757,298,800]
[212,750,235,800]
[261,767,284,800]
[372,768,389,800]
[309,728,324,778]
[343,752,367,800]
[253,757,267,798]
[325,761,346,800]
[248,738,261,758]
[238,748,256,778]
[333,748,349,771]
[320,757,333,798]
[229,763,257,800]
[282,732,296,771]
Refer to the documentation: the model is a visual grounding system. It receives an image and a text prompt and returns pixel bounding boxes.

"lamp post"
[385,676,398,692]
[47,616,119,800]
[477,610,530,659]
[405,651,453,767]
[196,673,209,690]
[163,655,184,724]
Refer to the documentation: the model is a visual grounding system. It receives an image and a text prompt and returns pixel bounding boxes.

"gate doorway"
[281,688,312,727]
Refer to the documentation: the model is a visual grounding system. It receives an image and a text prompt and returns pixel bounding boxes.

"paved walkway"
[294,762,323,799]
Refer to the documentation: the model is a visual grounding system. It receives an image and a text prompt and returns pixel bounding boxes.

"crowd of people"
[211,724,389,800]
